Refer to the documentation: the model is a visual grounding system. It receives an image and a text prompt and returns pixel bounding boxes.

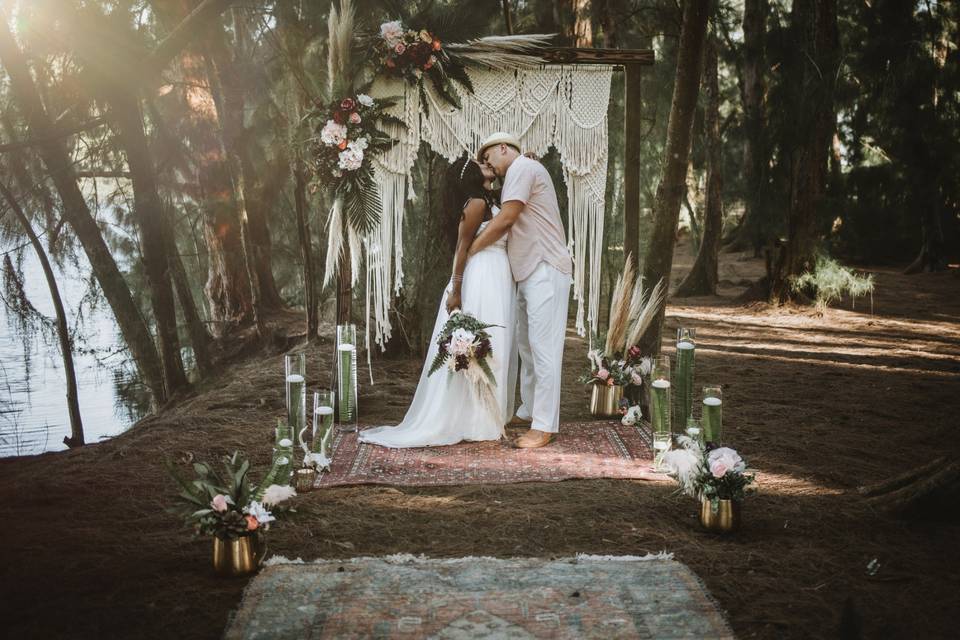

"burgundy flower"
[455,355,468,371]
[332,110,346,124]
[340,98,356,111]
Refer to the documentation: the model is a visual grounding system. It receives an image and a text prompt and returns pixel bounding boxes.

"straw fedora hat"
[477,131,521,160]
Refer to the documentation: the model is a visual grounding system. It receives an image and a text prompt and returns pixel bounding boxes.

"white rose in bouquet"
[357,94,375,107]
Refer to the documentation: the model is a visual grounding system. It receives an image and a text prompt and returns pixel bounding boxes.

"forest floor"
[2,242,959,639]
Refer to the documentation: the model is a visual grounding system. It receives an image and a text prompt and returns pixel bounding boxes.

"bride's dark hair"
[444,154,489,212]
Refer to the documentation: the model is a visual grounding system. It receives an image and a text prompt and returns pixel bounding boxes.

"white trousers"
[514,262,571,434]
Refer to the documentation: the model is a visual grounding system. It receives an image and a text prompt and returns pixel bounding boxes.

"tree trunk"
[150,0,253,336]
[623,64,643,270]
[502,0,514,35]
[904,196,946,274]
[294,163,318,339]
[572,0,593,47]
[202,38,265,338]
[636,0,710,356]
[108,90,190,396]
[676,32,723,297]
[595,0,618,48]
[164,203,214,379]
[0,14,168,405]
[207,10,284,311]
[0,181,85,447]
[733,0,769,257]
[770,0,839,303]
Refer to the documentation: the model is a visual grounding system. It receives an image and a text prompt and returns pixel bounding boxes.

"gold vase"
[699,498,741,533]
[589,384,623,417]
[212,535,261,577]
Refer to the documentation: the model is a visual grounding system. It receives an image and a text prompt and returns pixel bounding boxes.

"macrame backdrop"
[365,64,613,356]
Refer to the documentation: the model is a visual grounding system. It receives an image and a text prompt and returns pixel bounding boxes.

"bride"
[359,155,518,448]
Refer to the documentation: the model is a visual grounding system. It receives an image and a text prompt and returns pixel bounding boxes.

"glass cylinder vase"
[310,389,335,458]
[650,355,671,437]
[702,385,723,444]
[674,327,696,433]
[285,352,306,446]
[274,419,294,483]
[336,324,359,432]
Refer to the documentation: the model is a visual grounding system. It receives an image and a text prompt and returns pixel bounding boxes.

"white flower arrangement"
[662,438,756,511]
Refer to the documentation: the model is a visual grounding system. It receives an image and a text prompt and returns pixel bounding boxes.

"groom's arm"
[467,200,522,257]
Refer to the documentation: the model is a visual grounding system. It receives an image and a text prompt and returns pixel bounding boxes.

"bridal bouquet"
[662,437,756,512]
[167,452,297,541]
[428,310,500,417]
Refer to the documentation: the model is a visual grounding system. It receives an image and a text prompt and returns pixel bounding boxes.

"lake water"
[0,244,146,457]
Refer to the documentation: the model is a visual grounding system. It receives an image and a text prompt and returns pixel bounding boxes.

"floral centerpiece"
[662,436,756,532]
[376,20,472,115]
[167,452,297,575]
[427,310,501,419]
[581,257,664,416]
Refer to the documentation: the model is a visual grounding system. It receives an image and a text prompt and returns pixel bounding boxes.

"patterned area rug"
[314,421,663,488]
[224,555,735,639]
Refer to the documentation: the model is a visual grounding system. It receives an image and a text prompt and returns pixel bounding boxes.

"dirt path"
[2,249,958,639]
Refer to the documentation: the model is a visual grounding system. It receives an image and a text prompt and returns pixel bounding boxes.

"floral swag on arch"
[308,3,613,366]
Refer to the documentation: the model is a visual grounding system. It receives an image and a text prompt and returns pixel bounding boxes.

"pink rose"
[349,112,361,124]
[211,494,228,513]
[394,43,406,54]
[597,368,609,381]
[710,460,730,478]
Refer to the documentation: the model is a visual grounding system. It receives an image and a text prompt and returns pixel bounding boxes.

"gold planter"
[212,535,261,577]
[589,384,623,417]
[699,498,741,533]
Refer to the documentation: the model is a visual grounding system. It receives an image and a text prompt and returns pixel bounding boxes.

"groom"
[469,132,573,449]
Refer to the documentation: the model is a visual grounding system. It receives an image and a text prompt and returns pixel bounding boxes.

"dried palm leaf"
[624,277,666,351]
[445,34,555,70]
[323,198,344,288]
[604,258,635,355]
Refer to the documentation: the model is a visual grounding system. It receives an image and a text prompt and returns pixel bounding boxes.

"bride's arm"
[467,200,522,257]
[446,199,486,313]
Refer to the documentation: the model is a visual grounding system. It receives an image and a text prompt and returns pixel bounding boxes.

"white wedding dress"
[359,206,518,448]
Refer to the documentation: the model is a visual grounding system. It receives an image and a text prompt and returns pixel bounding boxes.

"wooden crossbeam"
[539,47,655,66]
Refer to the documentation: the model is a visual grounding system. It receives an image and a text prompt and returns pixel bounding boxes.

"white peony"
[379,20,404,46]
[320,120,347,146]
[351,137,369,151]
[449,328,476,356]
[356,94,374,107]
[243,501,276,525]
[707,447,745,477]
[261,484,297,507]
[338,146,364,171]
